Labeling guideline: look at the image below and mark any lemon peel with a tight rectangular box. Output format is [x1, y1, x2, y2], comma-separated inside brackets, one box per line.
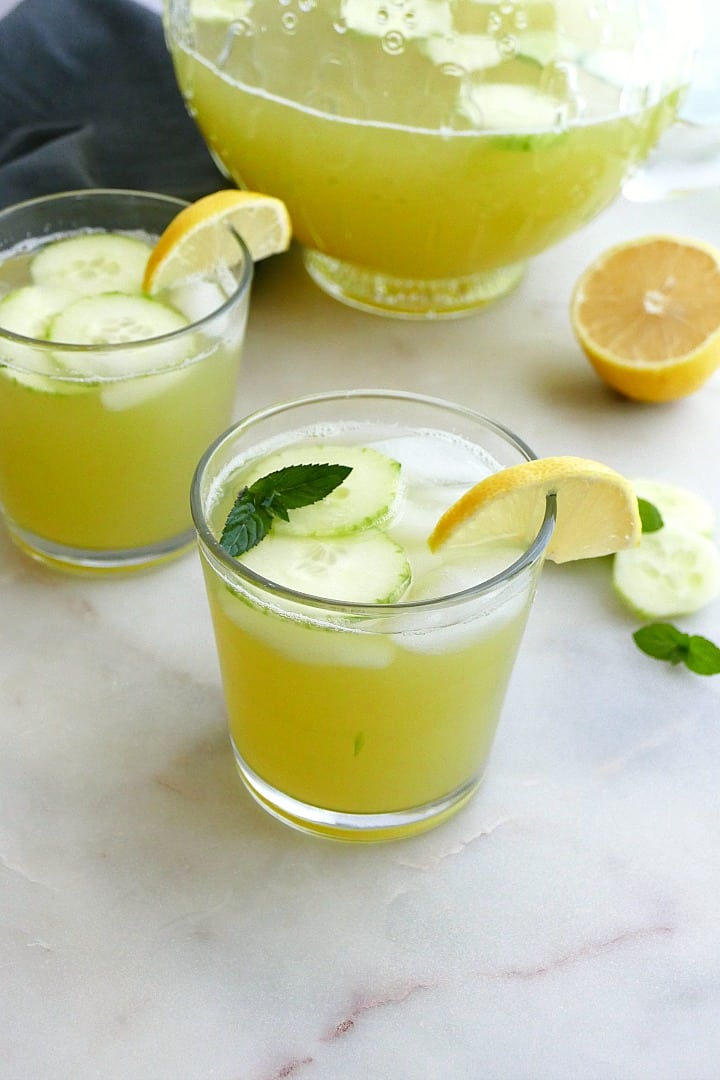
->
[144, 189, 291, 293]
[428, 455, 641, 564]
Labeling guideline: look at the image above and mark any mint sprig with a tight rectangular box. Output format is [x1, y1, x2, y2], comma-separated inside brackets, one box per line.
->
[633, 622, 720, 675]
[638, 497, 663, 533]
[219, 462, 352, 557]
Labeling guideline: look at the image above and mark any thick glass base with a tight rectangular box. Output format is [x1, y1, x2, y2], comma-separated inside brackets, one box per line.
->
[5, 519, 194, 576]
[233, 743, 482, 843]
[303, 248, 526, 320]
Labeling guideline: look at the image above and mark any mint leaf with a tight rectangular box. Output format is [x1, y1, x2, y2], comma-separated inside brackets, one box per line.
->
[633, 623, 689, 664]
[219, 495, 272, 556]
[633, 622, 720, 675]
[219, 462, 352, 557]
[249, 463, 351, 512]
[685, 635, 720, 676]
[638, 497, 664, 533]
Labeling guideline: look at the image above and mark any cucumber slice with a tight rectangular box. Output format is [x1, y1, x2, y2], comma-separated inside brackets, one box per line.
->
[239, 529, 412, 603]
[613, 526, 720, 618]
[215, 586, 396, 669]
[0, 342, 62, 392]
[633, 478, 715, 538]
[457, 82, 568, 150]
[30, 233, 151, 297]
[459, 82, 562, 130]
[0, 285, 82, 392]
[421, 34, 506, 72]
[48, 293, 191, 376]
[0, 284, 76, 338]
[242, 444, 402, 537]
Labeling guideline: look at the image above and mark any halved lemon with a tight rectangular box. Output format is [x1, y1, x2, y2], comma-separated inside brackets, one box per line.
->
[144, 189, 292, 293]
[570, 235, 720, 402]
[428, 456, 641, 563]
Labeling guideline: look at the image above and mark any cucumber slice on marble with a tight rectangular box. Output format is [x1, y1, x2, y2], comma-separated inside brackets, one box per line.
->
[239, 529, 412, 604]
[243, 444, 402, 537]
[31, 233, 151, 297]
[632, 478, 715, 538]
[48, 293, 191, 376]
[613, 526, 720, 618]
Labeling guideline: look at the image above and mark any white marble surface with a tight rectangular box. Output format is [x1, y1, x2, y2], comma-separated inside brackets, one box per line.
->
[2, 185, 720, 1080]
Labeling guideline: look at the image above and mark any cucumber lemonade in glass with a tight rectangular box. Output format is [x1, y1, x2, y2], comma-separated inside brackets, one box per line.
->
[191, 390, 555, 841]
[0, 189, 253, 573]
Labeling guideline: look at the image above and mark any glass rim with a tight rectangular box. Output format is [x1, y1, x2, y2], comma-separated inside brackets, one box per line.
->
[190, 388, 557, 614]
[0, 187, 254, 359]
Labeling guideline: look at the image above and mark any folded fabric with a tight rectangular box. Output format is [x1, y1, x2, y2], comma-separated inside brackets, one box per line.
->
[0, 0, 225, 209]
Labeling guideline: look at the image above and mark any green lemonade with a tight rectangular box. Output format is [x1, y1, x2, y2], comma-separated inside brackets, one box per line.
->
[169, 1, 681, 281]
[0, 231, 248, 563]
[199, 421, 545, 839]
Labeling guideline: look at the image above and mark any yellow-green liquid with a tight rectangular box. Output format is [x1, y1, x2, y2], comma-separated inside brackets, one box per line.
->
[0, 237, 244, 559]
[0, 354, 238, 552]
[205, 569, 530, 819]
[200, 423, 542, 838]
[169, 6, 681, 280]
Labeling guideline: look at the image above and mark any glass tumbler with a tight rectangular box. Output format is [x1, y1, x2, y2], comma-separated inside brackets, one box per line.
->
[191, 389, 555, 841]
[0, 189, 253, 574]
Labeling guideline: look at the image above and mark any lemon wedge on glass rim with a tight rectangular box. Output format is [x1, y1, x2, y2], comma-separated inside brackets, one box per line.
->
[428, 456, 641, 563]
[143, 189, 292, 293]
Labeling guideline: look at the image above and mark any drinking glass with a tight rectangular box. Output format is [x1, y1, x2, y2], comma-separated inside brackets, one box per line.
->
[191, 389, 555, 841]
[0, 189, 253, 574]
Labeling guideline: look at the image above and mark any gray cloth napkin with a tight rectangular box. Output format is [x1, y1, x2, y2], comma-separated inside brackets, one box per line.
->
[0, 0, 225, 208]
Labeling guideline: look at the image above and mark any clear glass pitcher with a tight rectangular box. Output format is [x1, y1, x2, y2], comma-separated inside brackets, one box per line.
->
[164, 0, 707, 319]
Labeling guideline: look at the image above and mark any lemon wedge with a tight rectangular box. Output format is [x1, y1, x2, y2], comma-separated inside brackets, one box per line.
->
[428, 456, 641, 563]
[570, 234, 720, 402]
[143, 189, 292, 293]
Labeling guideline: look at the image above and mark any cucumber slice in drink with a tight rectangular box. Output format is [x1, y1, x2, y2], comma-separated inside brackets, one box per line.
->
[458, 82, 568, 150]
[613, 526, 720, 618]
[0, 285, 83, 392]
[460, 82, 562, 128]
[243, 444, 402, 537]
[216, 586, 396, 669]
[633, 478, 715, 538]
[30, 233, 151, 297]
[48, 293, 191, 376]
[0, 283, 76, 338]
[239, 529, 412, 604]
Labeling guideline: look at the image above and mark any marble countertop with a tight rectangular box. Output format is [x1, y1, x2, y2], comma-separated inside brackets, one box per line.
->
[3, 186, 720, 1080]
